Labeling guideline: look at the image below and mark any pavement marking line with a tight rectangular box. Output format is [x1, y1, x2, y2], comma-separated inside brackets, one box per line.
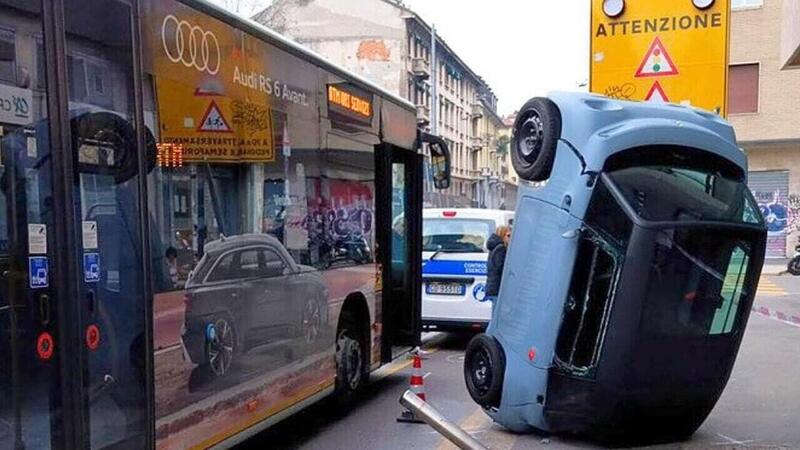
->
[714, 433, 756, 446]
[751, 305, 800, 328]
[435, 407, 489, 450]
[372, 347, 440, 382]
[756, 279, 788, 296]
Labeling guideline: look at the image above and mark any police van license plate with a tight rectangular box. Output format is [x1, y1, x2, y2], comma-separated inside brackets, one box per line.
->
[426, 282, 465, 295]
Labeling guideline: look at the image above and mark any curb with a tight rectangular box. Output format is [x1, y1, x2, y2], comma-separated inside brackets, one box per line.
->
[752, 305, 800, 328]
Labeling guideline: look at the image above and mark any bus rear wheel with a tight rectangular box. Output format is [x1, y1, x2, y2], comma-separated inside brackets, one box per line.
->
[334, 312, 368, 406]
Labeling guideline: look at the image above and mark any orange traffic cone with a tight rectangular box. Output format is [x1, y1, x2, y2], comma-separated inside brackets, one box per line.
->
[397, 353, 426, 423]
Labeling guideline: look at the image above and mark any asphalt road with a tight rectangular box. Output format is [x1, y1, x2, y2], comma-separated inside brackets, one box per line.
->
[239, 274, 800, 450]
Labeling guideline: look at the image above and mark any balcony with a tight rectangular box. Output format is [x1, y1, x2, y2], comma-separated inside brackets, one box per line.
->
[416, 104, 430, 124]
[469, 136, 483, 149]
[470, 103, 483, 119]
[412, 58, 431, 79]
[783, 0, 800, 68]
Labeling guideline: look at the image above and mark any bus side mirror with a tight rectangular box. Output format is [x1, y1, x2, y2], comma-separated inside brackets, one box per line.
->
[419, 131, 451, 190]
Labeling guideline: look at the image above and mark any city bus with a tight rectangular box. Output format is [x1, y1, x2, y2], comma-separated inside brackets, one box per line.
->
[0, 0, 450, 449]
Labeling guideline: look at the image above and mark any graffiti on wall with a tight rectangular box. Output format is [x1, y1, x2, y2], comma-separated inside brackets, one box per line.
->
[751, 190, 800, 253]
[753, 190, 789, 236]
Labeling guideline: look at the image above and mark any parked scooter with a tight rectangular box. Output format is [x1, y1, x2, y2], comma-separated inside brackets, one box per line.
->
[315, 231, 371, 269]
[787, 242, 800, 275]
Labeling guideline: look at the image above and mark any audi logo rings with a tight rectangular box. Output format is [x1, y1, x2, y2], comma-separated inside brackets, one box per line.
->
[161, 14, 221, 75]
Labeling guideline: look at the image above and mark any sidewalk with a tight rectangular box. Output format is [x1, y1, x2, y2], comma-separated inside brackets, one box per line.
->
[763, 259, 790, 276]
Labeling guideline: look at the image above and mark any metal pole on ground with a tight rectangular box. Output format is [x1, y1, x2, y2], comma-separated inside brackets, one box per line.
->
[399, 390, 488, 450]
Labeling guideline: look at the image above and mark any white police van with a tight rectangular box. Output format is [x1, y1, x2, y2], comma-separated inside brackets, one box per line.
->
[422, 208, 514, 331]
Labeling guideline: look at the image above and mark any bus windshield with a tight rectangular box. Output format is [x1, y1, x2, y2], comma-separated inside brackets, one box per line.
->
[422, 219, 494, 253]
[606, 165, 763, 225]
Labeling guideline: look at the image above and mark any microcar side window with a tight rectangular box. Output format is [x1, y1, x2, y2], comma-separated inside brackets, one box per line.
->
[585, 179, 633, 247]
[554, 232, 620, 377]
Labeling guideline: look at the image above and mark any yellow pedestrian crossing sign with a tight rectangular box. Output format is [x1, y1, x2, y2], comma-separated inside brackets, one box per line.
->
[590, 0, 730, 116]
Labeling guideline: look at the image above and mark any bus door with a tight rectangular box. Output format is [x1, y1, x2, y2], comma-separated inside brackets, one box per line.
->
[0, 2, 73, 449]
[65, 1, 151, 448]
[1, 0, 151, 449]
[377, 145, 423, 361]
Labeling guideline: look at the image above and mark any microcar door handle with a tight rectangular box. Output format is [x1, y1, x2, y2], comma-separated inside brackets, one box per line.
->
[561, 229, 580, 239]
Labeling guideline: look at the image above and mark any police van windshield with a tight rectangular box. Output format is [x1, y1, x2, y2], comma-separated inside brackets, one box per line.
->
[606, 165, 763, 225]
[422, 219, 494, 253]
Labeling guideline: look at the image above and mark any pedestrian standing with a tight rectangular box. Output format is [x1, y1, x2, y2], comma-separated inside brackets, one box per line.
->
[485, 225, 511, 304]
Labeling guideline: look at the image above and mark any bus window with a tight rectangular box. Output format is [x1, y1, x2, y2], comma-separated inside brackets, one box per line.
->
[0, 2, 59, 449]
[420, 131, 451, 189]
[64, 0, 150, 448]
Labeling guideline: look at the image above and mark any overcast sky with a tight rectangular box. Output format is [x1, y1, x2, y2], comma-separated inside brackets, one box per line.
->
[401, 1, 590, 115]
[209, 0, 590, 115]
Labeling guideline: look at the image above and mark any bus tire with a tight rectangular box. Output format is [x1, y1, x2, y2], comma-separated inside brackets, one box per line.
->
[464, 333, 505, 409]
[511, 97, 562, 182]
[334, 311, 368, 407]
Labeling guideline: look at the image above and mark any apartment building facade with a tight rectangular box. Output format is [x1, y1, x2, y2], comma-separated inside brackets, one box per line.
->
[729, 0, 800, 257]
[253, 0, 515, 208]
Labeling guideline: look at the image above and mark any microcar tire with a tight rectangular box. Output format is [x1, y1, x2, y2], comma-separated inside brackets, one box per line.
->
[511, 97, 562, 182]
[464, 333, 505, 409]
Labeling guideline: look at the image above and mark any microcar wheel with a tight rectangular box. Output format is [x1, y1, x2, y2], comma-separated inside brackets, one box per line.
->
[511, 97, 562, 182]
[464, 333, 505, 408]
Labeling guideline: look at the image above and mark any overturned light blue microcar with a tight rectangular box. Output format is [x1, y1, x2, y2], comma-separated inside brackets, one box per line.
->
[463, 92, 767, 445]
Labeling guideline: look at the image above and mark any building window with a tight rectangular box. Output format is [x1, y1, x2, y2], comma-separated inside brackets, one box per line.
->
[0, 28, 15, 84]
[732, 0, 763, 9]
[728, 63, 759, 114]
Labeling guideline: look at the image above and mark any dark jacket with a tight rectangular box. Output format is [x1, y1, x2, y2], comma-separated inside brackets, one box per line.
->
[485, 234, 506, 297]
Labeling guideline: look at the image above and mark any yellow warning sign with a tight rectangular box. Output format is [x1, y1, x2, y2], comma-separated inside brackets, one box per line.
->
[590, 0, 730, 116]
[155, 77, 275, 163]
[645, 81, 669, 103]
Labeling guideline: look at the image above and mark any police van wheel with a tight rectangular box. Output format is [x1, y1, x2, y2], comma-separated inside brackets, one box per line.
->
[464, 333, 505, 408]
[511, 97, 562, 182]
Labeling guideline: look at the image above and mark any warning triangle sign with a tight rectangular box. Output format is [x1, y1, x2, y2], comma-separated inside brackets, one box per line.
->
[635, 37, 678, 78]
[645, 81, 670, 103]
[197, 100, 233, 133]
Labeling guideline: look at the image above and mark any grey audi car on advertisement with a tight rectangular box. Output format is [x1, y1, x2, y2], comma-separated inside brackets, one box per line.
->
[181, 234, 329, 377]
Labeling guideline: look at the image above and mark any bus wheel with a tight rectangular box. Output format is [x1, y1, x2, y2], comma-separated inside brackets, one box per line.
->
[464, 333, 505, 408]
[511, 97, 562, 182]
[204, 314, 237, 378]
[334, 312, 366, 406]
